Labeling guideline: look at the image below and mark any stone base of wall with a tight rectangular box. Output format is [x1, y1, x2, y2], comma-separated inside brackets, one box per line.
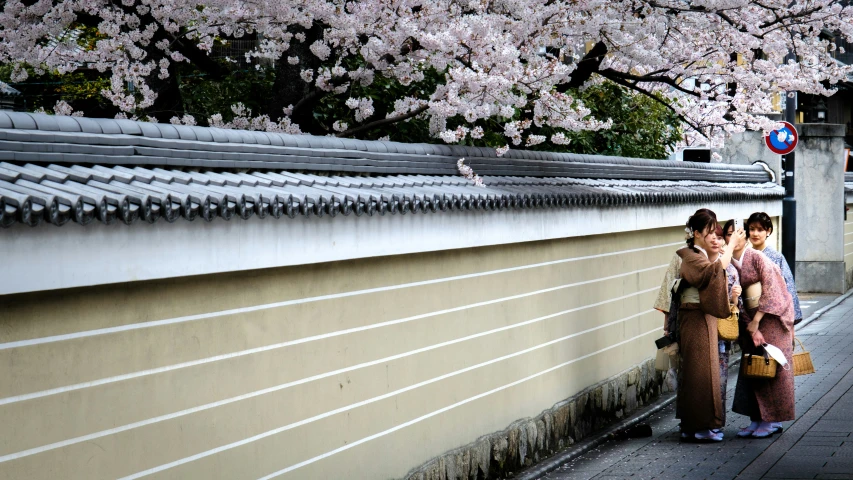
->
[797, 261, 846, 293]
[404, 358, 667, 480]
[846, 268, 853, 293]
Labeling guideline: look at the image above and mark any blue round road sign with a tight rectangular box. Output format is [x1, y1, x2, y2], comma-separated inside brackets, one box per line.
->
[765, 121, 798, 155]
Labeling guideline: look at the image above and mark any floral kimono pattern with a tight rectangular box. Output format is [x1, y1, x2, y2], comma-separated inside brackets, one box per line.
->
[717, 263, 741, 424]
[732, 248, 796, 422]
[759, 245, 802, 322]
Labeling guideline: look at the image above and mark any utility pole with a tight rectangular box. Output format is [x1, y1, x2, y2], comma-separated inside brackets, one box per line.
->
[782, 85, 797, 278]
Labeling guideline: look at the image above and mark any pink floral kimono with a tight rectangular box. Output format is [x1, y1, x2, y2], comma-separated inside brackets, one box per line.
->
[732, 248, 795, 422]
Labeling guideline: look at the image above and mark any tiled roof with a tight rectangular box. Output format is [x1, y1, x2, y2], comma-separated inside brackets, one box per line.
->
[0, 111, 783, 228]
[0, 82, 20, 97]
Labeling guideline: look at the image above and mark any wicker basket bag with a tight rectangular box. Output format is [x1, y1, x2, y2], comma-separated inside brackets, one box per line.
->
[718, 305, 740, 341]
[793, 337, 816, 376]
[743, 349, 777, 379]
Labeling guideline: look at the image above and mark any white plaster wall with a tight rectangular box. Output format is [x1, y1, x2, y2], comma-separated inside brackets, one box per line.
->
[0, 200, 781, 296]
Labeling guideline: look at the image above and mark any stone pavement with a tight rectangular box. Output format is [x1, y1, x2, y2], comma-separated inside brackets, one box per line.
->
[537, 293, 853, 480]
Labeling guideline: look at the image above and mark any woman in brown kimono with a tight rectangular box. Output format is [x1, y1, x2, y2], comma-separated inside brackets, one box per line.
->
[730, 231, 796, 438]
[677, 209, 745, 442]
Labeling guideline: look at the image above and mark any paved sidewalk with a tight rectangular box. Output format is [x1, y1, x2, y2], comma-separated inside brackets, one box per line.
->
[538, 293, 853, 480]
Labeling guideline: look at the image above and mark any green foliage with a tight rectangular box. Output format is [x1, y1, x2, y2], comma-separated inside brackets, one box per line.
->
[556, 81, 683, 159]
[312, 63, 443, 142]
[434, 80, 682, 159]
[0, 65, 114, 116]
[179, 64, 277, 122]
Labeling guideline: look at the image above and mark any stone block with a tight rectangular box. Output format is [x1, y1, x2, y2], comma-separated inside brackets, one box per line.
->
[542, 413, 555, 450]
[593, 385, 604, 410]
[524, 420, 538, 460]
[444, 451, 470, 480]
[797, 261, 846, 293]
[491, 436, 508, 468]
[627, 367, 639, 385]
[535, 419, 546, 451]
[472, 439, 490, 479]
[608, 379, 618, 410]
[640, 362, 650, 391]
[626, 384, 639, 413]
[460, 449, 470, 479]
[518, 427, 528, 465]
[423, 460, 442, 480]
[553, 403, 570, 439]
[443, 453, 459, 480]
[507, 428, 520, 464]
[797, 123, 845, 137]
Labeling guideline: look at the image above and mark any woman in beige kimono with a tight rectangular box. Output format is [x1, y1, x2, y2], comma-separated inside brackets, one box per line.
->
[677, 209, 744, 442]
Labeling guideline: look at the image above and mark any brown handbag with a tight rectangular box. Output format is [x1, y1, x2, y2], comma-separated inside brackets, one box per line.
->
[793, 337, 816, 376]
[718, 304, 740, 341]
[743, 349, 778, 379]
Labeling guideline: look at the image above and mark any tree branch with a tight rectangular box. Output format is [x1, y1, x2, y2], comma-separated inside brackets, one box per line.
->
[336, 105, 429, 138]
[554, 41, 609, 92]
[598, 68, 699, 97]
[604, 74, 703, 134]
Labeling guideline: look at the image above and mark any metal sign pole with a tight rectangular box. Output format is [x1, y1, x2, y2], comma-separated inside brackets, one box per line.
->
[782, 91, 797, 278]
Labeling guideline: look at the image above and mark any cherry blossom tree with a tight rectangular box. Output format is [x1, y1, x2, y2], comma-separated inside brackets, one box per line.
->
[1, 0, 851, 151]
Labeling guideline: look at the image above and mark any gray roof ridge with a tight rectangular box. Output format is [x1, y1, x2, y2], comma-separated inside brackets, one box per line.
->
[0, 110, 768, 179]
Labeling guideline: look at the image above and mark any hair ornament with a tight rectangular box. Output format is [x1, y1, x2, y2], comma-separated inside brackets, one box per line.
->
[684, 227, 694, 239]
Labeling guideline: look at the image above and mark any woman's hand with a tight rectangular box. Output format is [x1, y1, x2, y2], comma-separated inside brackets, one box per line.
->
[732, 228, 747, 246]
[731, 285, 742, 303]
[720, 228, 747, 268]
[746, 319, 760, 334]
[751, 329, 766, 347]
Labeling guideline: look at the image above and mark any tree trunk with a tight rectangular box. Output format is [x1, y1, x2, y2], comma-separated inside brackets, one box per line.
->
[146, 71, 184, 121]
[267, 24, 325, 134]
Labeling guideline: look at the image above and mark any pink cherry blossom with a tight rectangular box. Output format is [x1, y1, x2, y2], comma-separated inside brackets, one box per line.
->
[0, 0, 850, 151]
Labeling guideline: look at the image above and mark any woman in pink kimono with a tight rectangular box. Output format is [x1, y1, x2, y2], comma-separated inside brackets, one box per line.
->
[729, 228, 796, 438]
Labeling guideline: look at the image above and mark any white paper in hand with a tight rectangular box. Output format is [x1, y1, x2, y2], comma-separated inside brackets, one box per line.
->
[763, 343, 788, 367]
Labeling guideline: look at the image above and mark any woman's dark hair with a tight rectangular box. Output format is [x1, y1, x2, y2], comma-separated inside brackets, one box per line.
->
[685, 208, 718, 250]
[722, 219, 735, 239]
[747, 212, 773, 236]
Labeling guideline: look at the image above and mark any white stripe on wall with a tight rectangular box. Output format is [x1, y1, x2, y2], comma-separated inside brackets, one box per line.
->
[0, 241, 681, 351]
[0, 301, 658, 464]
[0, 265, 665, 407]
[124, 327, 661, 480]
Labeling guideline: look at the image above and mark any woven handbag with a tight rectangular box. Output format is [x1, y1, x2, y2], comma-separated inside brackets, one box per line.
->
[718, 305, 740, 341]
[743, 349, 777, 379]
[793, 337, 816, 376]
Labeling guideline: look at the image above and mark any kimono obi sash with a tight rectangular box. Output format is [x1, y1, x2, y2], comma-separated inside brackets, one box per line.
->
[744, 283, 762, 310]
[680, 287, 700, 304]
